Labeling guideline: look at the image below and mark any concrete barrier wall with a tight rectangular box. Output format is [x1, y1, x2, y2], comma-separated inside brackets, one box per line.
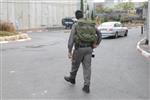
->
[0, 0, 79, 30]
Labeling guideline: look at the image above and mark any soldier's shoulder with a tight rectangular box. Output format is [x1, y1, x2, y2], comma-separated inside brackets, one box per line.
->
[72, 22, 78, 28]
[78, 19, 95, 25]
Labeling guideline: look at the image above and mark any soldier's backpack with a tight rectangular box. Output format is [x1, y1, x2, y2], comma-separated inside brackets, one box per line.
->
[74, 20, 97, 44]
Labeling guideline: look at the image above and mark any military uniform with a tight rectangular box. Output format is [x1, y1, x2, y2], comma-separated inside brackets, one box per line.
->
[67, 19, 102, 87]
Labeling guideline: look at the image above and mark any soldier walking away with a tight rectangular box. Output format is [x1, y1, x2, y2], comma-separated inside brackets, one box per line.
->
[64, 10, 102, 93]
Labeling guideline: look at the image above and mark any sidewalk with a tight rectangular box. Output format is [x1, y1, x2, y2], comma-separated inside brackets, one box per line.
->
[0, 27, 66, 44]
[0, 32, 31, 43]
[18, 27, 64, 33]
[137, 38, 150, 59]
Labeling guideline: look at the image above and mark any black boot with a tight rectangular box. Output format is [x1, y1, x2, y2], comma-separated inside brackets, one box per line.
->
[82, 85, 90, 93]
[64, 76, 75, 84]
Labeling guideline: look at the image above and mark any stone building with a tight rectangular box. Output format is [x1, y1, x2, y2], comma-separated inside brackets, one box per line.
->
[0, 0, 79, 30]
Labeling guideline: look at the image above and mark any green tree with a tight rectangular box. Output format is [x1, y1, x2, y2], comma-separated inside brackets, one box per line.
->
[91, 10, 94, 20]
[141, 2, 148, 8]
[86, 4, 90, 18]
[95, 4, 104, 13]
[80, 0, 84, 12]
[103, 7, 113, 13]
[114, 2, 135, 10]
[96, 4, 113, 13]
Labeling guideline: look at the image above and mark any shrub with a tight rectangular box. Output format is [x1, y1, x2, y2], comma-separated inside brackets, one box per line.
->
[0, 21, 16, 33]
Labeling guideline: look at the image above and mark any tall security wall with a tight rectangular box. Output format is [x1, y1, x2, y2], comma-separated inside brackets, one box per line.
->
[0, 0, 79, 30]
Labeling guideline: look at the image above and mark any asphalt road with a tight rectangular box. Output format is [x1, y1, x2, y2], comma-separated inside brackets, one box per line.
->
[0, 27, 149, 100]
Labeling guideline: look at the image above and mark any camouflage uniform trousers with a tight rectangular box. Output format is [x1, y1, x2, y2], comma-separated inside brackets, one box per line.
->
[70, 47, 93, 86]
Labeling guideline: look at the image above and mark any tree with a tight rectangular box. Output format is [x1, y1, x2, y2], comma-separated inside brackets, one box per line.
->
[95, 4, 113, 13]
[95, 4, 104, 13]
[86, 4, 90, 19]
[114, 2, 135, 10]
[103, 7, 113, 13]
[80, 0, 84, 12]
[91, 10, 94, 20]
[141, 2, 148, 8]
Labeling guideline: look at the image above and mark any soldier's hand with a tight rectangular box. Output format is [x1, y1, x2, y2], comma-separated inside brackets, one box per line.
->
[92, 44, 98, 48]
[68, 52, 72, 59]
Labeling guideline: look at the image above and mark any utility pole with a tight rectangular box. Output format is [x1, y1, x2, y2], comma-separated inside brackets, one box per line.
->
[145, 2, 149, 45]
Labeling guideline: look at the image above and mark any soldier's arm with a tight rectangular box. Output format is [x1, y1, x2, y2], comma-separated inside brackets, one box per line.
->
[95, 28, 102, 45]
[68, 23, 76, 53]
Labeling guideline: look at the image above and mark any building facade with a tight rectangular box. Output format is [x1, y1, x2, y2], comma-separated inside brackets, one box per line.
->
[0, 0, 79, 30]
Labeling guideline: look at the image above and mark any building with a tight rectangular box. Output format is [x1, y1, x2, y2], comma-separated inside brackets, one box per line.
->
[0, 0, 79, 30]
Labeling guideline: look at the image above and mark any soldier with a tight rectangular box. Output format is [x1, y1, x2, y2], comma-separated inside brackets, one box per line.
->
[64, 10, 102, 93]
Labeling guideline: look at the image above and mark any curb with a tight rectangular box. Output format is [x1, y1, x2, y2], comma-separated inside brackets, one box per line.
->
[24, 27, 64, 33]
[0, 38, 31, 44]
[26, 29, 49, 33]
[0, 33, 31, 44]
[26, 29, 70, 34]
[137, 38, 150, 59]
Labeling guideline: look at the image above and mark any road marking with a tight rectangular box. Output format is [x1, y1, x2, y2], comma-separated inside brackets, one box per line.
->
[41, 90, 48, 95]
[32, 93, 36, 96]
[9, 71, 16, 74]
[44, 90, 48, 93]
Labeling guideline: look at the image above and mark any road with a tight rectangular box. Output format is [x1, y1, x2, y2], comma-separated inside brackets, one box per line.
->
[0, 27, 149, 100]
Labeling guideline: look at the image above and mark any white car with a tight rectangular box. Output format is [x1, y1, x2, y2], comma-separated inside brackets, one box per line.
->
[97, 22, 128, 38]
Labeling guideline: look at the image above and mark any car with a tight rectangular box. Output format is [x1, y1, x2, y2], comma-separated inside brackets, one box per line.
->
[62, 17, 76, 29]
[97, 22, 128, 38]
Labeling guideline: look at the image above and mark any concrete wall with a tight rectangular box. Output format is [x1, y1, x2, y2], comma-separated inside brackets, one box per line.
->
[0, 0, 79, 30]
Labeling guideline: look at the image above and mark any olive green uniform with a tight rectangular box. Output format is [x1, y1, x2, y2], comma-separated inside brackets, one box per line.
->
[68, 19, 101, 86]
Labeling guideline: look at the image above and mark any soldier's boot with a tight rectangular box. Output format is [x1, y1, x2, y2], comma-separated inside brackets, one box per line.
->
[82, 85, 90, 93]
[64, 76, 75, 84]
